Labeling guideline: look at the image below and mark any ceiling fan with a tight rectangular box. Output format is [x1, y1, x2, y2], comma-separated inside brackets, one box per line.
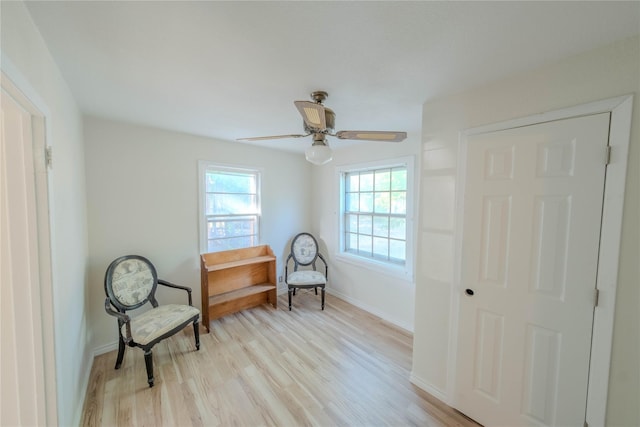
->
[237, 91, 407, 165]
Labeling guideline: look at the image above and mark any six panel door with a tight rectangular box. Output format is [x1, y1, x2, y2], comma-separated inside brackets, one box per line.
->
[455, 113, 610, 426]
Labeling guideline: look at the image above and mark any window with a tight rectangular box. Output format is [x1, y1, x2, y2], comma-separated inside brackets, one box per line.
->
[199, 162, 261, 253]
[338, 157, 414, 278]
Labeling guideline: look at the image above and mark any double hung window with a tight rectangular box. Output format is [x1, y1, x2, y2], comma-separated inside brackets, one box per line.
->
[199, 162, 261, 253]
[338, 157, 414, 277]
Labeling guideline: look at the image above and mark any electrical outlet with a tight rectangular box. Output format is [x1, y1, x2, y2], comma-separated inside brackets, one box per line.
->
[278, 276, 283, 283]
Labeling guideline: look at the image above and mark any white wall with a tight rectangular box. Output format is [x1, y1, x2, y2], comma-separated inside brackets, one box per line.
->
[84, 117, 312, 351]
[1, 2, 90, 426]
[311, 137, 421, 331]
[412, 35, 640, 426]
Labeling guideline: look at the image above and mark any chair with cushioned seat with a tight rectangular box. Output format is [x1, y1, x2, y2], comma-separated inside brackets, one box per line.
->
[104, 255, 200, 387]
[285, 233, 328, 310]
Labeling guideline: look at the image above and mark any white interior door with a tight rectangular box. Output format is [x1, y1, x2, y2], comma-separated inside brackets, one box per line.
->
[0, 88, 48, 425]
[454, 113, 610, 426]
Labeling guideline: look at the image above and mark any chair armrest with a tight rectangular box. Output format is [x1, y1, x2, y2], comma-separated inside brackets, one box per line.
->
[104, 298, 130, 322]
[104, 298, 132, 342]
[158, 279, 193, 306]
[318, 253, 328, 278]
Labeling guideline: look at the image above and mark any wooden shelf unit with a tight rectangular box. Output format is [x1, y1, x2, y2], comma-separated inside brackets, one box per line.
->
[200, 245, 277, 332]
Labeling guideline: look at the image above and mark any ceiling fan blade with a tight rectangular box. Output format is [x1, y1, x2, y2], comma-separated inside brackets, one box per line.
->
[294, 101, 326, 130]
[336, 130, 407, 142]
[237, 133, 309, 142]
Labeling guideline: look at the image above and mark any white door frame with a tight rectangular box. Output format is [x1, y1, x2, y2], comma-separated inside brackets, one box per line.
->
[450, 95, 633, 426]
[1, 70, 58, 425]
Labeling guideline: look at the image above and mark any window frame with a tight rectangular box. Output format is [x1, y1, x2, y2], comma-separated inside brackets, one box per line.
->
[336, 156, 415, 280]
[198, 161, 262, 253]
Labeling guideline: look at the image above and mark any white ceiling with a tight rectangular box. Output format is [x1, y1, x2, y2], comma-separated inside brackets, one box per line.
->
[25, 1, 640, 153]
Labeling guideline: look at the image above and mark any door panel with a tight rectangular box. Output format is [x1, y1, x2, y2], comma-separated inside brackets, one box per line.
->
[455, 113, 610, 427]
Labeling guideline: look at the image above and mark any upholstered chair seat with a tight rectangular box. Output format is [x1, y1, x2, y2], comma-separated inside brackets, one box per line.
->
[286, 270, 327, 286]
[123, 304, 200, 346]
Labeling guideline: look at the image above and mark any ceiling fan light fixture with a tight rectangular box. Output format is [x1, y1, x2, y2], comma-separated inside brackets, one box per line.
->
[305, 141, 333, 165]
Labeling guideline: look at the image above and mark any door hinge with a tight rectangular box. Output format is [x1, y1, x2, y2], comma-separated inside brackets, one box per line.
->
[605, 145, 612, 165]
[45, 146, 53, 169]
[594, 289, 600, 308]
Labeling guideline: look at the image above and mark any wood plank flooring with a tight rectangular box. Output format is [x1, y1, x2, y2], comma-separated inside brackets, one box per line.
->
[82, 292, 480, 426]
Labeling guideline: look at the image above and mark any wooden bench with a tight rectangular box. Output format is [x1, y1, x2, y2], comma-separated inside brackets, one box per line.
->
[200, 245, 277, 332]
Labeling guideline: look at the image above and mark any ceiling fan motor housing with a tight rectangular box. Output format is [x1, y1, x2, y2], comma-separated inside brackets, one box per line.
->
[304, 107, 335, 133]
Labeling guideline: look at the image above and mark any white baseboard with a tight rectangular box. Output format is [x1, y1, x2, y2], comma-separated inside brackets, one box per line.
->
[326, 288, 414, 333]
[93, 340, 119, 357]
[409, 371, 450, 404]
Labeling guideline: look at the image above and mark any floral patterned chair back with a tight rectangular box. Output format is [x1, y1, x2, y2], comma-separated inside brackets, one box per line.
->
[106, 256, 158, 310]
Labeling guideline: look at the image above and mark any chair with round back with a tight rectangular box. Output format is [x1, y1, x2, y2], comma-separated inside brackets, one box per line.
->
[104, 255, 200, 387]
[285, 233, 328, 310]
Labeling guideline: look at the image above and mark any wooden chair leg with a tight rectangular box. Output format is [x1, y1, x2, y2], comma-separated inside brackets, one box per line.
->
[314, 287, 318, 295]
[288, 288, 293, 311]
[115, 335, 126, 369]
[144, 349, 154, 387]
[321, 288, 325, 310]
[193, 321, 200, 350]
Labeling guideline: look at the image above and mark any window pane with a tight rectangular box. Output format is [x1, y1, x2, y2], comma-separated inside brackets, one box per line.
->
[374, 192, 390, 213]
[359, 193, 373, 212]
[373, 237, 389, 259]
[358, 215, 372, 235]
[358, 234, 372, 256]
[389, 217, 406, 239]
[206, 172, 256, 193]
[207, 217, 257, 239]
[205, 194, 215, 216]
[389, 239, 406, 262]
[208, 235, 255, 253]
[375, 169, 391, 191]
[391, 191, 406, 214]
[373, 216, 389, 237]
[346, 193, 359, 212]
[346, 173, 359, 192]
[346, 232, 358, 252]
[346, 214, 358, 233]
[360, 172, 374, 191]
[209, 194, 257, 215]
[391, 168, 407, 191]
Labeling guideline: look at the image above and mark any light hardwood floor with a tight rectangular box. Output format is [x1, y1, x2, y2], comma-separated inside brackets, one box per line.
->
[82, 292, 480, 427]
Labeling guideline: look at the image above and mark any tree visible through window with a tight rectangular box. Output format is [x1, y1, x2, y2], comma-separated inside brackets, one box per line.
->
[201, 165, 260, 252]
[343, 165, 408, 265]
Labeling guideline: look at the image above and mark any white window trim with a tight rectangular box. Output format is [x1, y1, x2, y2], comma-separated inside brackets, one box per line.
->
[335, 156, 415, 281]
[197, 160, 262, 253]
